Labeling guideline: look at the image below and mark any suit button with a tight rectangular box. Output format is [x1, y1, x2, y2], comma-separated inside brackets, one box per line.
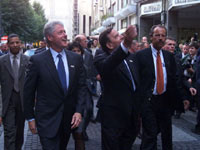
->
[148, 98, 151, 101]
[152, 89, 154, 91]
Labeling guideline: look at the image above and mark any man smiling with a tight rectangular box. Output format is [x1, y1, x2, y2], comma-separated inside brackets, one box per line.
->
[24, 21, 86, 150]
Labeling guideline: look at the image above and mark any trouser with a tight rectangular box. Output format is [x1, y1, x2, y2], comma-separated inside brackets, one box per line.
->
[101, 125, 137, 150]
[141, 94, 172, 150]
[39, 119, 71, 150]
[3, 91, 25, 150]
[76, 90, 93, 133]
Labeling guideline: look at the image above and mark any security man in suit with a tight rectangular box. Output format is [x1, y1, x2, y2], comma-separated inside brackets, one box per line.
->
[0, 34, 29, 150]
[135, 25, 190, 150]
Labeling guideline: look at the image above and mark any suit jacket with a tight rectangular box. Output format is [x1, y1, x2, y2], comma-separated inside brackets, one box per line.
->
[196, 56, 200, 96]
[23, 49, 86, 138]
[0, 54, 29, 117]
[34, 47, 47, 55]
[83, 50, 96, 94]
[135, 47, 177, 108]
[94, 46, 140, 128]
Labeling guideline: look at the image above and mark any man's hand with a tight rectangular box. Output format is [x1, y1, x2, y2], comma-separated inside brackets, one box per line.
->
[123, 25, 137, 48]
[71, 113, 82, 129]
[0, 117, 2, 126]
[183, 100, 190, 110]
[28, 120, 37, 134]
[189, 87, 197, 96]
[188, 78, 192, 84]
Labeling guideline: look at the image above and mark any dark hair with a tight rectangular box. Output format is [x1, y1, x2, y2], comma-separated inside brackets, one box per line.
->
[166, 37, 176, 42]
[149, 24, 167, 37]
[7, 34, 20, 43]
[87, 40, 93, 49]
[99, 27, 113, 52]
[189, 42, 199, 49]
[67, 41, 84, 55]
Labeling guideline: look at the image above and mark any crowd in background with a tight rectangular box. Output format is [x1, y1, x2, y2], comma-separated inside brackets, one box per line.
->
[0, 22, 200, 150]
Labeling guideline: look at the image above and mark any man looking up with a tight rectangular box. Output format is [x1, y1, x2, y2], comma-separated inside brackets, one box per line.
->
[94, 26, 140, 150]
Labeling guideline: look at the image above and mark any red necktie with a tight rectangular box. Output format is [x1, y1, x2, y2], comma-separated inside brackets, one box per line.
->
[156, 51, 164, 95]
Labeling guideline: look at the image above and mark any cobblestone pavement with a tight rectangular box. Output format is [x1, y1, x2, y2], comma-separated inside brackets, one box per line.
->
[1, 110, 200, 149]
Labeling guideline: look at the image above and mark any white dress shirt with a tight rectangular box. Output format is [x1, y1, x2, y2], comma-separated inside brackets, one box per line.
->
[9, 50, 23, 67]
[50, 48, 69, 89]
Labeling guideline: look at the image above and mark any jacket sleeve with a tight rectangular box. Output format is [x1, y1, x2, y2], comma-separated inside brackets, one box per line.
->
[23, 56, 38, 120]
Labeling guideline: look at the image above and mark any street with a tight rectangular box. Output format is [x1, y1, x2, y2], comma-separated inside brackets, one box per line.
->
[0, 110, 200, 150]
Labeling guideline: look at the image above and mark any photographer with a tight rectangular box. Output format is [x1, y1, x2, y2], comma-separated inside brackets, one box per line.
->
[182, 42, 199, 112]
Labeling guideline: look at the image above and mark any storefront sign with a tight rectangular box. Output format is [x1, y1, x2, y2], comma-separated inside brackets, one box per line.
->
[169, 0, 200, 9]
[141, 2, 162, 16]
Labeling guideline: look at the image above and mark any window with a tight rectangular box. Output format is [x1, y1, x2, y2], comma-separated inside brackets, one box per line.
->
[83, 15, 86, 34]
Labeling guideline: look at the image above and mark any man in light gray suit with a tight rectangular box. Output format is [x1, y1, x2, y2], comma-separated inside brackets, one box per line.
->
[0, 34, 29, 150]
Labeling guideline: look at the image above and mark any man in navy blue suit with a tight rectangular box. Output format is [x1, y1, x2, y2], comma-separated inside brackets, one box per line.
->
[24, 21, 86, 150]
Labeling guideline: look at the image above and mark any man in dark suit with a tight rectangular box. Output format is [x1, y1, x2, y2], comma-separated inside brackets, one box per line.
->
[35, 39, 48, 54]
[74, 34, 92, 54]
[94, 26, 140, 150]
[0, 34, 29, 150]
[135, 25, 189, 150]
[23, 21, 86, 150]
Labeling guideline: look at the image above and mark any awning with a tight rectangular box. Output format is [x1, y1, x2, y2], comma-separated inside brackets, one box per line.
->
[102, 17, 115, 26]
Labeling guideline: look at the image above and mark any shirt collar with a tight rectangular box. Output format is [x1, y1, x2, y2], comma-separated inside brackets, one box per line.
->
[151, 44, 163, 56]
[50, 47, 66, 59]
[9, 49, 22, 59]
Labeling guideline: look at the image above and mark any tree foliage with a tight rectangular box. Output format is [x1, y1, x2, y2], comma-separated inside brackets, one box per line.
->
[0, 0, 48, 42]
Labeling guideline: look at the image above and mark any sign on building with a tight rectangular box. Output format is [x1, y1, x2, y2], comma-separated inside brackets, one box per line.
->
[140, 2, 162, 16]
[1, 35, 8, 44]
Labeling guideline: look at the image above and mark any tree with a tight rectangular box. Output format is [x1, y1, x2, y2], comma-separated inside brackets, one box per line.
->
[32, 1, 48, 41]
[0, 0, 47, 42]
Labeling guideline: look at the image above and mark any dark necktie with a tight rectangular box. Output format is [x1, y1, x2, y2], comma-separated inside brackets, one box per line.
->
[57, 54, 67, 92]
[12, 55, 19, 92]
[156, 51, 164, 95]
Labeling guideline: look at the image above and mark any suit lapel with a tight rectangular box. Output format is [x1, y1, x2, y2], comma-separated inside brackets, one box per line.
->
[162, 50, 170, 75]
[4, 54, 14, 79]
[126, 57, 138, 86]
[44, 50, 64, 92]
[18, 55, 27, 79]
[118, 60, 134, 90]
[148, 48, 155, 77]
[66, 51, 75, 93]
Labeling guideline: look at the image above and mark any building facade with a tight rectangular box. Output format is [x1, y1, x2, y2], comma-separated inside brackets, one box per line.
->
[31, 0, 74, 41]
[91, 0, 200, 43]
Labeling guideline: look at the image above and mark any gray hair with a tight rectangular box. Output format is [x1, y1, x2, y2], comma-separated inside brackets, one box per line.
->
[43, 21, 64, 44]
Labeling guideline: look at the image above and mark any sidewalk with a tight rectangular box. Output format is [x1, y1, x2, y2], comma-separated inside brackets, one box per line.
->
[1, 111, 200, 149]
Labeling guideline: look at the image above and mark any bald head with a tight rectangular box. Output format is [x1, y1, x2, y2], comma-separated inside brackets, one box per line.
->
[74, 34, 87, 48]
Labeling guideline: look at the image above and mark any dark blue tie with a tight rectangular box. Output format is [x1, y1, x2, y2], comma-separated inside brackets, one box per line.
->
[57, 54, 67, 92]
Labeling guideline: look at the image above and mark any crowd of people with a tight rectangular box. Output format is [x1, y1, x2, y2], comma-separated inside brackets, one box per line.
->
[0, 20, 200, 150]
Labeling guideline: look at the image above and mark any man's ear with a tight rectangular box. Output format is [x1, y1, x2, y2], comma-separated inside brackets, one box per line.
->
[47, 35, 53, 42]
[106, 42, 113, 49]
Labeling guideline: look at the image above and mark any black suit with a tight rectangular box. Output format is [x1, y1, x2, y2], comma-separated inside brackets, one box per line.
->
[196, 56, 200, 128]
[0, 53, 29, 150]
[24, 49, 86, 149]
[135, 47, 177, 150]
[94, 46, 140, 150]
